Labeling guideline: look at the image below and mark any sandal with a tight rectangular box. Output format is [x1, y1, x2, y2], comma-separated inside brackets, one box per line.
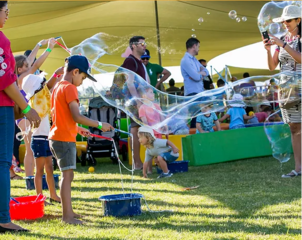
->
[282, 170, 301, 178]
[10, 175, 23, 180]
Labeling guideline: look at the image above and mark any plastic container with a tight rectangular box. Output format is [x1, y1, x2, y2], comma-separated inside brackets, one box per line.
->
[24, 174, 60, 190]
[157, 160, 189, 174]
[9, 194, 46, 220]
[99, 193, 143, 217]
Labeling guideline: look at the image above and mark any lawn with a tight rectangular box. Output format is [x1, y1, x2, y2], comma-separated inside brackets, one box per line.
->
[5, 156, 302, 240]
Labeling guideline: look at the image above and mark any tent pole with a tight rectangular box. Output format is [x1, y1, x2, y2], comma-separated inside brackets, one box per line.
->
[154, 1, 162, 66]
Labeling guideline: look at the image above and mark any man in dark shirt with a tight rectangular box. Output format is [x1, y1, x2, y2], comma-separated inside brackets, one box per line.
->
[166, 78, 181, 95]
[121, 36, 149, 170]
[199, 59, 214, 90]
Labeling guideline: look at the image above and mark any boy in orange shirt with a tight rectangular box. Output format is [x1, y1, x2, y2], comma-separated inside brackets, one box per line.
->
[49, 55, 114, 225]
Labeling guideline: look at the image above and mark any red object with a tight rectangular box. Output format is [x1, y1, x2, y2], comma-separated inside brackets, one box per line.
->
[90, 133, 113, 141]
[119, 139, 128, 152]
[54, 40, 71, 54]
[9, 195, 46, 220]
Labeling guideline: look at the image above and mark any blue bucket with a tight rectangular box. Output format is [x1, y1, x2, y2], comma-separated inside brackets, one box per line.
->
[99, 193, 143, 217]
[24, 174, 60, 190]
[157, 160, 189, 174]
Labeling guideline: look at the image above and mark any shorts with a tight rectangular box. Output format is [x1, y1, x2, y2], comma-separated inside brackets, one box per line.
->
[160, 151, 179, 163]
[31, 136, 52, 158]
[49, 140, 76, 171]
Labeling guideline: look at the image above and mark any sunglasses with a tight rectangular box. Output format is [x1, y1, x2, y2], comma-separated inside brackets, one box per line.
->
[1, 9, 9, 16]
[282, 18, 297, 23]
[135, 42, 147, 47]
[141, 58, 149, 60]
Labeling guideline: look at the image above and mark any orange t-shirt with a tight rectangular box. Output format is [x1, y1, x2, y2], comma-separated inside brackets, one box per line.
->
[49, 80, 79, 142]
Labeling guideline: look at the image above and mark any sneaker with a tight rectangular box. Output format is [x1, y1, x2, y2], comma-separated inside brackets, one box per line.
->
[157, 171, 173, 179]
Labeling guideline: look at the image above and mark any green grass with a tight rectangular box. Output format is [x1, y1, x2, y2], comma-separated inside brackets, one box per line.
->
[5, 156, 301, 240]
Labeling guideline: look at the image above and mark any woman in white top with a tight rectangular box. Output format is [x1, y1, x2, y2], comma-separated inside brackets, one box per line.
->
[263, 5, 301, 178]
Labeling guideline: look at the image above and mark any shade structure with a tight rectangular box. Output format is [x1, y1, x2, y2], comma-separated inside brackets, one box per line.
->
[4, 1, 274, 77]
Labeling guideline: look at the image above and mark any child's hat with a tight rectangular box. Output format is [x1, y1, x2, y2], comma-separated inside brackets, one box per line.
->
[65, 55, 97, 82]
[229, 93, 246, 107]
[138, 126, 155, 139]
[22, 74, 45, 100]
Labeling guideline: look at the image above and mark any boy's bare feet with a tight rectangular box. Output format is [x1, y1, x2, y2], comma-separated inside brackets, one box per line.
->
[62, 217, 83, 225]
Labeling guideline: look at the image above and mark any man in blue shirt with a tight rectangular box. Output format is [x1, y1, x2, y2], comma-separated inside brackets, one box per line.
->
[180, 37, 208, 127]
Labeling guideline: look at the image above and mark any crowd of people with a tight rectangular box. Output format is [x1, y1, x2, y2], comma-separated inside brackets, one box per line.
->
[0, 0, 301, 233]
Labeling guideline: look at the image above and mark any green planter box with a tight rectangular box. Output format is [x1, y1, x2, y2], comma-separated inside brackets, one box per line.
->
[182, 125, 293, 166]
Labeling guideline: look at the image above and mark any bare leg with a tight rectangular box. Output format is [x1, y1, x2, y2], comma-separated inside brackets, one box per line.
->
[60, 169, 82, 224]
[18, 119, 35, 177]
[147, 160, 153, 174]
[34, 157, 45, 196]
[155, 156, 169, 174]
[289, 123, 301, 172]
[130, 126, 143, 169]
[44, 156, 60, 201]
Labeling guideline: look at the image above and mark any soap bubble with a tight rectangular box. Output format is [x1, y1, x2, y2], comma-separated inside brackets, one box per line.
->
[207, 12, 210, 15]
[191, 34, 197, 38]
[192, 29, 195, 31]
[268, 23, 281, 35]
[198, 17, 204, 23]
[68, 33, 301, 136]
[236, 17, 241, 22]
[228, 10, 237, 19]
[257, 2, 300, 37]
[264, 111, 292, 163]
[242, 16, 247, 22]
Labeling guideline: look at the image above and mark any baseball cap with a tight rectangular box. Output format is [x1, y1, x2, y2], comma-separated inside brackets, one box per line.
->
[141, 49, 150, 59]
[138, 126, 155, 139]
[65, 55, 97, 82]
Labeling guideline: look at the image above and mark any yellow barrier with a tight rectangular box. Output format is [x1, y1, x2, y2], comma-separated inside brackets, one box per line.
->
[128, 135, 186, 166]
[18, 142, 87, 164]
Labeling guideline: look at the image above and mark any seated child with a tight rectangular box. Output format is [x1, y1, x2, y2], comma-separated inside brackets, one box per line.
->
[138, 126, 179, 179]
[219, 94, 254, 129]
[196, 105, 221, 133]
[248, 105, 272, 124]
[110, 72, 128, 101]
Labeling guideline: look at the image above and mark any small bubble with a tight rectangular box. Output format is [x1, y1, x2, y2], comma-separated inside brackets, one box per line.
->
[228, 10, 237, 19]
[191, 34, 197, 38]
[242, 16, 247, 22]
[207, 12, 210, 15]
[236, 17, 241, 22]
[198, 17, 204, 23]
[192, 28, 195, 31]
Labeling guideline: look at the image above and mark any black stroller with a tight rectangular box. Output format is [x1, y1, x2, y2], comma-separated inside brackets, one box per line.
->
[81, 96, 127, 166]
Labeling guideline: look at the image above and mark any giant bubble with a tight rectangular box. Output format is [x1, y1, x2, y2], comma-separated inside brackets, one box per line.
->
[67, 33, 302, 135]
[257, 1, 302, 38]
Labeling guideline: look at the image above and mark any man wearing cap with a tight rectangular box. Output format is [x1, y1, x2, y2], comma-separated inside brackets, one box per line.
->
[141, 49, 171, 90]
[49, 55, 114, 224]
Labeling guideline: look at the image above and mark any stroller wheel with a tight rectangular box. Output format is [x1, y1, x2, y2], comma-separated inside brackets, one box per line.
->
[81, 152, 87, 166]
[110, 156, 118, 165]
